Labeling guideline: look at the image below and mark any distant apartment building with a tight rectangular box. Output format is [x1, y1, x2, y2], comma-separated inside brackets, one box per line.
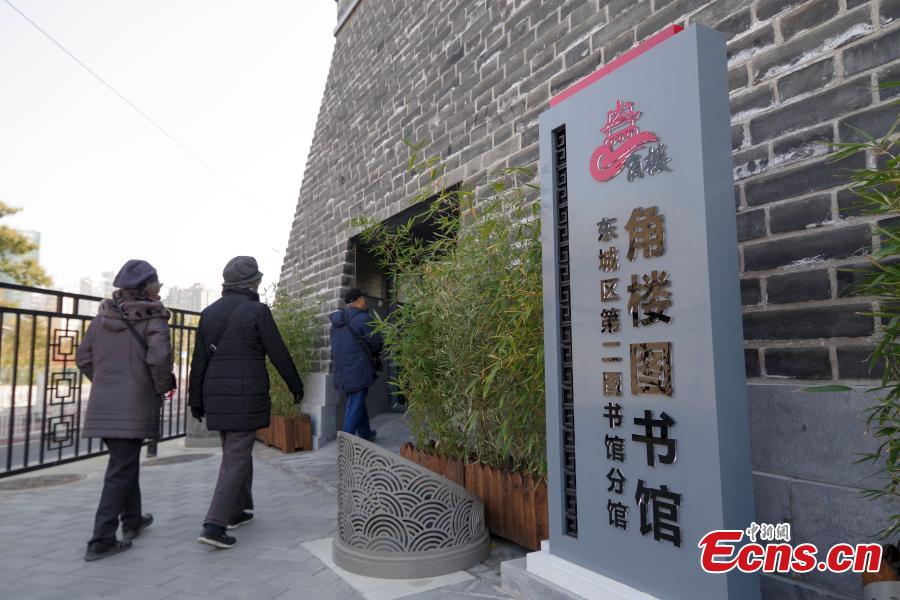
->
[75, 275, 213, 313]
[163, 283, 216, 313]
[78, 277, 93, 296]
[77, 271, 114, 299]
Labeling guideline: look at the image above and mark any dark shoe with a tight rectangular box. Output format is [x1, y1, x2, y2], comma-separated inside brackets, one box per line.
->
[122, 514, 153, 540]
[85, 539, 132, 562]
[362, 430, 377, 442]
[226, 511, 255, 530]
[197, 525, 236, 549]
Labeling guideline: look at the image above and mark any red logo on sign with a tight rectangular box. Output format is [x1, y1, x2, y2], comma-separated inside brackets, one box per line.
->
[590, 100, 658, 182]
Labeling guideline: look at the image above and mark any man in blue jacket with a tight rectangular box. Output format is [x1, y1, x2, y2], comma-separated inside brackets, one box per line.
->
[329, 288, 383, 440]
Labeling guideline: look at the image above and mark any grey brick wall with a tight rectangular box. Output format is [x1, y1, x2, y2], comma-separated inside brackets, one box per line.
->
[283, 2, 900, 597]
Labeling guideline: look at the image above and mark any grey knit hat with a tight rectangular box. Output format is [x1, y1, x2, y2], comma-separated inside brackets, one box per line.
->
[222, 256, 263, 286]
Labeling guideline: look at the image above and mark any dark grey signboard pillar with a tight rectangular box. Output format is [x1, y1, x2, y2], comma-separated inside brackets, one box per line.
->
[534, 25, 759, 599]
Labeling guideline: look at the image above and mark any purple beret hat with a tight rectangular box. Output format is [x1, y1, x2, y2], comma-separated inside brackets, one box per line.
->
[113, 259, 158, 289]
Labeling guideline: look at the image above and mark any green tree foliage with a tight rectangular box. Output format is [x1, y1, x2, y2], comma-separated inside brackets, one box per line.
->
[835, 83, 900, 538]
[354, 144, 546, 479]
[0, 201, 51, 287]
[265, 284, 320, 417]
[0, 314, 51, 388]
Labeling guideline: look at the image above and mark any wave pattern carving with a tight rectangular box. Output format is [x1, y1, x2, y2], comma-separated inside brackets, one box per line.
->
[336, 433, 486, 554]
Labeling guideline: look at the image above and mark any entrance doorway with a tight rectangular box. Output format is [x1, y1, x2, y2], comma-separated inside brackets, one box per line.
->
[336, 193, 458, 430]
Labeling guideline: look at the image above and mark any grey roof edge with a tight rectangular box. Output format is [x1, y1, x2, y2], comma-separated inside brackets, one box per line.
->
[334, 0, 362, 36]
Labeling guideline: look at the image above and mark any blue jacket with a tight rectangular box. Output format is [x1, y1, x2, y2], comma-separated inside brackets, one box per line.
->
[329, 307, 384, 393]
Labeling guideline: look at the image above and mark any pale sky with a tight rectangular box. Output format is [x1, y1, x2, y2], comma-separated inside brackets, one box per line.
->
[0, 0, 335, 293]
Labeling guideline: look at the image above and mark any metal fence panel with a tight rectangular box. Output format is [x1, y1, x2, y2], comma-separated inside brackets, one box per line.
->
[0, 283, 199, 477]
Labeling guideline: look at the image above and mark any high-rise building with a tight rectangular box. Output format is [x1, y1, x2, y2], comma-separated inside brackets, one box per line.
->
[77, 271, 115, 300]
[98, 271, 114, 299]
[163, 283, 216, 313]
[79, 277, 93, 296]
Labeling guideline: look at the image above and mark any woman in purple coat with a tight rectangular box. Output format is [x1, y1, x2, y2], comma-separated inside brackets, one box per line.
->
[76, 259, 175, 561]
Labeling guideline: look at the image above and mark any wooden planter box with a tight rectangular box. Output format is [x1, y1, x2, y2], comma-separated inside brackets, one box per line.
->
[400, 443, 548, 550]
[256, 414, 312, 453]
[400, 443, 466, 487]
[466, 461, 548, 551]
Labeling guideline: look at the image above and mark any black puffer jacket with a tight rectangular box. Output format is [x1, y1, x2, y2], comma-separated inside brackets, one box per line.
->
[188, 288, 303, 431]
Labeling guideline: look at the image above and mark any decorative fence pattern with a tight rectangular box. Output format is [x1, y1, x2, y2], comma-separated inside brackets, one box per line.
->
[552, 125, 578, 539]
[0, 283, 199, 477]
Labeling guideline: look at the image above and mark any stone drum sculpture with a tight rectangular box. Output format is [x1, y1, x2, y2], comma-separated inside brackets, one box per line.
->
[333, 432, 490, 578]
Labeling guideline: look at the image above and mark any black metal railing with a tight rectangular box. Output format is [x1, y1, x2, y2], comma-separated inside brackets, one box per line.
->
[0, 282, 199, 477]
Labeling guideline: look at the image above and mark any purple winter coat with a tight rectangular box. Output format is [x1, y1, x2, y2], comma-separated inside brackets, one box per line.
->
[76, 296, 174, 440]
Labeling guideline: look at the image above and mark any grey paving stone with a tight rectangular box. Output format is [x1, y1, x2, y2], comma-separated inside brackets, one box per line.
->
[0, 416, 527, 599]
[0, 581, 25, 598]
[264, 569, 339, 592]
[211, 553, 325, 574]
[256, 546, 316, 562]
[163, 563, 278, 585]
[159, 575, 231, 594]
[218, 580, 291, 600]
[74, 563, 180, 587]
[107, 556, 193, 574]
[27, 573, 122, 596]
[7, 585, 100, 600]
[101, 583, 177, 600]
[271, 575, 361, 599]
[0, 555, 43, 570]
[15, 542, 69, 560]
[128, 594, 209, 600]
[22, 557, 87, 575]
[405, 578, 512, 599]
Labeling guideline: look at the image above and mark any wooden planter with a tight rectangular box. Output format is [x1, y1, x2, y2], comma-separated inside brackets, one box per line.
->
[256, 414, 312, 453]
[400, 443, 466, 487]
[863, 558, 898, 586]
[400, 443, 548, 550]
[466, 461, 548, 551]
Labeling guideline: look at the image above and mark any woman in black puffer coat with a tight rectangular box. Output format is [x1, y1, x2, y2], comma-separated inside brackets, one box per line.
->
[188, 256, 303, 549]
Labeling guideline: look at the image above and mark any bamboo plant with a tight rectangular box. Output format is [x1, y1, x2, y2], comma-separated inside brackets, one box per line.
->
[353, 142, 547, 479]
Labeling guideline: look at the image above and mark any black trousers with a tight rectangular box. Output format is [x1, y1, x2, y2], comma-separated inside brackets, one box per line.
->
[204, 430, 255, 528]
[91, 438, 143, 544]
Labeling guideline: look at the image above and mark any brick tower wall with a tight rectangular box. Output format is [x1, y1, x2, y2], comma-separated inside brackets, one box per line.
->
[283, 3, 899, 597]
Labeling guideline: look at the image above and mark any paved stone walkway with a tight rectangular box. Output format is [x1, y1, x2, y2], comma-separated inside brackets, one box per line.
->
[0, 413, 523, 599]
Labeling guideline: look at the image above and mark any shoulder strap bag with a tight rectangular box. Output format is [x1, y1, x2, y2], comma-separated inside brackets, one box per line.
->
[204, 301, 245, 356]
[190, 300, 246, 390]
[112, 297, 176, 393]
